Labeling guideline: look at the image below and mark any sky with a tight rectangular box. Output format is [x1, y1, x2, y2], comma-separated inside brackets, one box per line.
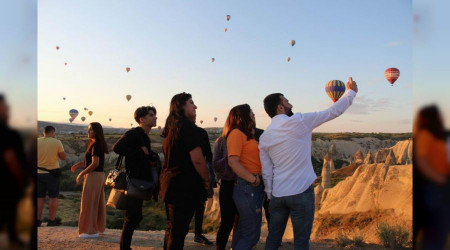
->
[37, 0, 413, 132]
[0, 0, 37, 129]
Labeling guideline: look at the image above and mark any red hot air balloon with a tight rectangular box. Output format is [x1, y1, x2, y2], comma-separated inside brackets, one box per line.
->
[56, 46, 60, 50]
[384, 68, 400, 86]
[126, 67, 131, 72]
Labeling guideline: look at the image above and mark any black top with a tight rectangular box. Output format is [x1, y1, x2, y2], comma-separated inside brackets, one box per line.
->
[199, 128, 213, 163]
[159, 119, 207, 205]
[113, 127, 155, 180]
[0, 123, 26, 197]
[84, 141, 105, 172]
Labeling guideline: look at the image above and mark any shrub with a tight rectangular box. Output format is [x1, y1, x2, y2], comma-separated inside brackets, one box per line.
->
[376, 222, 410, 248]
[352, 234, 364, 246]
[335, 233, 352, 247]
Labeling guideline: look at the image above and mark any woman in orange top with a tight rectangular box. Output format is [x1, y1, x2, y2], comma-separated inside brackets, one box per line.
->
[413, 105, 450, 249]
[226, 104, 263, 250]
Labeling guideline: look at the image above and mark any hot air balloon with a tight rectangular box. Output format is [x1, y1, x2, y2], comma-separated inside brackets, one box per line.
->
[325, 80, 346, 103]
[56, 46, 60, 50]
[88, 111, 93, 116]
[289, 40, 295, 47]
[211, 58, 215, 63]
[69, 118, 73, 123]
[81, 116, 86, 122]
[69, 109, 79, 120]
[126, 95, 132, 101]
[384, 68, 400, 86]
[64, 62, 67, 66]
[126, 67, 130, 72]
[130, 123, 133, 127]
[287, 57, 291, 62]
[214, 117, 218, 122]
[84, 107, 88, 111]
[158, 126, 161, 130]
[224, 28, 228, 32]
[200, 120, 203, 124]
[109, 118, 112, 122]
[63, 97, 66, 100]
[226, 15, 231, 21]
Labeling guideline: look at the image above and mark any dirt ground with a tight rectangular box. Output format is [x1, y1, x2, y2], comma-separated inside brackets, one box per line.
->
[37, 226, 392, 250]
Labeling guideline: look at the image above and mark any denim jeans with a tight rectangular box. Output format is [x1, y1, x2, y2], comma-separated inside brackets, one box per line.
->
[265, 185, 315, 250]
[232, 177, 264, 250]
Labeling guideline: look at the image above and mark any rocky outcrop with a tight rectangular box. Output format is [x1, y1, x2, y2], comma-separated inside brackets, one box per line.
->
[390, 139, 413, 165]
[385, 150, 396, 165]
[321, 154, 332, 189]
[364, 151, 373, 164]
[352, 149, 364, 164]
[315, 163, 412, 219]
[374, 149, 389, 163]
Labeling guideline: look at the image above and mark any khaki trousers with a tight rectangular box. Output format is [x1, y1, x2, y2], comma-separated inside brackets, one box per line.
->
[78, 171, 106, 235]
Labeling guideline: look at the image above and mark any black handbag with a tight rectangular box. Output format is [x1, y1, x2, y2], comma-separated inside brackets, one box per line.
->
[105, 156, 128, 190]
[126, 153, 160, 200]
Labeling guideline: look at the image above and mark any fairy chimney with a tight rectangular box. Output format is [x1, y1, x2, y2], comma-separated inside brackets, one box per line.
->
[321, 154, 331, 189]
[385, 149, 397, 165]
[364, 151, 373, 164]
[353, 149, 364, 164]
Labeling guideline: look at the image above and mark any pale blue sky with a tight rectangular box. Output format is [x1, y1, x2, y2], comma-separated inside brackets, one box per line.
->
[38, 0, 412, 132]
[0, 0, 37, 129]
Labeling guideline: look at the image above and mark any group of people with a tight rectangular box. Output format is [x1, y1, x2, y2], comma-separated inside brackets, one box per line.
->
[37, 77, 358, 250]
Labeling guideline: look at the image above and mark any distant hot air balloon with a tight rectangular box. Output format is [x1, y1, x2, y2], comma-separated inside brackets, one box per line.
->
[287, 57, 291, 62]
[126, 67, 130, 72]
[226, 15, 231, 21]
[224, 28, 228, 32]
[214, 117, 218, 122]
[289, 40, 295, 47]
[158, 126, 161, 130]
[69, 118, 73, 123]
[56, 46, 60, 50]
[130, 123, 133, 127]
[69, 109, 79, 120]
[200, 120, 203, 124]
[64, 62, 67, 66]
[211, 58, 215, 63]
[84, 107, 88, 111]
[109, 118, 112, 122]
[88, 111, 93, 116]
[325, 80, 346, 103]
[384, 68, 400, 86]
[63, 97, 66, 100]
[81, 116, 86, 122]
[126, 95, 132, 101]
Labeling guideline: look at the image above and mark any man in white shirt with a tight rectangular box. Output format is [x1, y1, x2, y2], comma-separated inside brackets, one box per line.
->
[259, 77, 358, 249]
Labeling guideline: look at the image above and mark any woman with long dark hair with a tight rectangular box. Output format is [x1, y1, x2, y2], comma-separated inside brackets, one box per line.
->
[159, 92, 210, 249]
[71, 122, 108, 238]
[226, 104, 264, 249]
[413, 105, 450, 249]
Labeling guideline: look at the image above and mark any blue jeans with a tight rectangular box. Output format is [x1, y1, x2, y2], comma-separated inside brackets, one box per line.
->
[232, 177, 264, 250]
[265, 185, 315, 250]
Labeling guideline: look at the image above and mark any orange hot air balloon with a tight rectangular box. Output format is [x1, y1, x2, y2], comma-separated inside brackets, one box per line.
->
[88, 111, 93, 116]
[224, 28, 228, 32]
[126, 95, 132, 101]
[286, 57, 291, 62]
[289, 40, 295, 47]
[200, 120, 203, 124]
[384, 68, 400, 86]
[56, 46, 60, 50]
[126, 67, 131, 72]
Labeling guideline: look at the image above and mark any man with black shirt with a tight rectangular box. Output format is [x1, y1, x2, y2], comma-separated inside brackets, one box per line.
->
[113, 106, 158, 250]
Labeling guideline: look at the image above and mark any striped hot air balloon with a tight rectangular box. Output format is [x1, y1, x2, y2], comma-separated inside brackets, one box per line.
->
[384, 68, 400, 86]
[325, 80, 346, 103]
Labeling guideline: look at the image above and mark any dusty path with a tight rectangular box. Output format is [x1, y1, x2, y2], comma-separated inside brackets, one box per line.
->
[37, 226, 344, 249]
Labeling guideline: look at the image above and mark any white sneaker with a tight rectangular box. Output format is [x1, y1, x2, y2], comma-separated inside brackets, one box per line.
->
[79, 233, 99, 239]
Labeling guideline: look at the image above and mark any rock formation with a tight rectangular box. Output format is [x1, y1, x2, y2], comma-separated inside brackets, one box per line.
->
[364, 151, 373, 164]
[352, 149, 364, 164]
[385, 149, 396, 165]
[321, 153, 331, 189]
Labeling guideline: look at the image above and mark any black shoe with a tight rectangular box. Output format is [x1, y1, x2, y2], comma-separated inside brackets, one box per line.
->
[37, 220, 42, 227]
[194, 234, 214, 245]
[47, 219, 61, 226]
